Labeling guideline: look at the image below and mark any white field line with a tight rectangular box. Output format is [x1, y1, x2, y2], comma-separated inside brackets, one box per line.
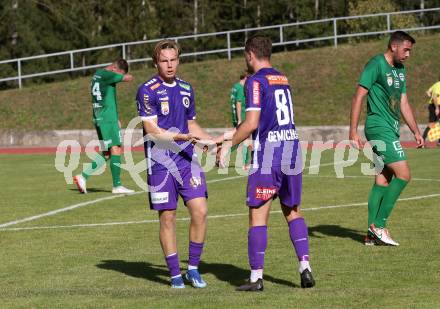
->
[0, 159, 437, 230]
[1, 192, 439, 232]
[0, 161, 339, 229]
[0, 174, 246, 229]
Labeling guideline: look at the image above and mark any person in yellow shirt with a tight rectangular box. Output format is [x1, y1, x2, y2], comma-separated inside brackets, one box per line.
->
[422, 78, 440, 145]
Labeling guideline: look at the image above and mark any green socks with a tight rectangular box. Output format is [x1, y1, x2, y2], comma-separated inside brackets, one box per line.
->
[367, 184, 387, 227]
[373, 178, 408, 228]
[82, 154, 106, 180]
[110, 155, 122, 187]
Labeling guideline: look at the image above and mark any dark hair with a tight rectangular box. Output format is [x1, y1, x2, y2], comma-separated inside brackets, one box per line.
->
[152, 39, 181, 64]
[114, 59, 129, 73]
[239, 71, 248, 80]
[388, 31, 416, 49]
[245, 35, 272, 60]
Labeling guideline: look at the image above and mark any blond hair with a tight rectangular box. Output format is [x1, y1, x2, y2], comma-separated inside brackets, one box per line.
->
[152, 39, 181, 64]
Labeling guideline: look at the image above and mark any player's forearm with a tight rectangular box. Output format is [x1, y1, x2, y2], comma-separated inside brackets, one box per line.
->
[236, 102, 242, 123]
[143, 121, 189, 142]
[188, 120, 212, 140]
[401, 102, 420, 135]
[349, 97, 363, 134]
[232, 122, 254, 147]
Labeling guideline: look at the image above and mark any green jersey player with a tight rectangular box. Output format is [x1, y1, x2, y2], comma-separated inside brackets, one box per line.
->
[73, 59, 134, 194]
[229, 73, 252, 169]
[350, 31, 424, 246]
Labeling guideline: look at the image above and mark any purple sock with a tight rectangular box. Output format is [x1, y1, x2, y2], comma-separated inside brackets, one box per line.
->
[188, 241, 204, 267]
[248, 226, 268, 270]
[165, 253, 181, 277]
[288, 217, 310, 261]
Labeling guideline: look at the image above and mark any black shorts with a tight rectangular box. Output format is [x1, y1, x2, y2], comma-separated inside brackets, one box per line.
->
[428, 104, 440, 123]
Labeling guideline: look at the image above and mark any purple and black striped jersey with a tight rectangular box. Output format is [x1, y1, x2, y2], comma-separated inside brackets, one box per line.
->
[245, 68, 300, 169]
[136, 76, 197, 173]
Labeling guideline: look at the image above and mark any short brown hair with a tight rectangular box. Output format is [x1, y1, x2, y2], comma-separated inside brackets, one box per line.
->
[152, 39, 181, 64]
[114, 59, 129, 73]
[245, 35, 272, 60]
[388, 31, 416, 49]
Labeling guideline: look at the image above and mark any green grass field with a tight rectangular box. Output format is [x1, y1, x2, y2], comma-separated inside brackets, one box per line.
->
[1, 148, 440, 308]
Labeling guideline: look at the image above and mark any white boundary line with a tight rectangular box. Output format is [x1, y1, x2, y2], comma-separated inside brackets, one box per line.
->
[0, 174, 246, 229]
[0, 159, 438, 230]
[1, 192, 439, 232]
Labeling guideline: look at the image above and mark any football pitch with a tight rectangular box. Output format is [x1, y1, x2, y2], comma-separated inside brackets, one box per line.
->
[1, 148, 440, 308]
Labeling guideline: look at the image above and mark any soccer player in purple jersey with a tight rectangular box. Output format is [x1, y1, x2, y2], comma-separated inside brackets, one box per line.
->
[136, 40, 213, 289]
[218, 35, 315, 291]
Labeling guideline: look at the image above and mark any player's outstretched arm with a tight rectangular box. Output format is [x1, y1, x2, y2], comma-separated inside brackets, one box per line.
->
[349, 86, 368, 149]
[143, 118, 195, 142]
[400, 94, 424, 148]
[188, 120, 213, 140]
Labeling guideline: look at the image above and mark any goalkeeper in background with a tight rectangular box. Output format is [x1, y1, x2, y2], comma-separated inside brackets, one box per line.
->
[73, 59, 134, 194]
[422, 77, 440, 145]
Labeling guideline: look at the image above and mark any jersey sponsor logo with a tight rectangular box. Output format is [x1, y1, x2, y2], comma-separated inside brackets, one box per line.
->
[150, 83, 160, 90]
[392, 141, 405, 157]
[92, 103, 102, 109]
[159, 96, 169, 101]
[142, 94, 153, 114]
[267, 129, 299, 142]
[182, 96, 190, 108]
[179, 83, 191, 91]
[399, 73, 405, 82]
[180, 91, 191, 96]
[253, 81, 260, 105]
[151, 192, 169, 204]
[266, 75, 289, 85]
[189, 176, 202, 188]
[161, 101, 169, 115]
[255, 187, 277, 200]
[157, 89, 167, 95]
[144, 78, 157, 86]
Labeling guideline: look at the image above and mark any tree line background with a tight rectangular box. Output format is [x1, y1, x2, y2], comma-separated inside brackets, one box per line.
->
[0, 0, 439, 87]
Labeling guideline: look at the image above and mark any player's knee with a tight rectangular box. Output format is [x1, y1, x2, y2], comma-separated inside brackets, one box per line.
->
[192, 207, 207, 223]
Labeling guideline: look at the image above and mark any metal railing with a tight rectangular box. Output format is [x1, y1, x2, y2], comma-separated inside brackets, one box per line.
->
[1, 7, 439, 89]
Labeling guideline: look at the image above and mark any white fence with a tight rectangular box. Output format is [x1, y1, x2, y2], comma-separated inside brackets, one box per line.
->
[0, 7, 439, 89]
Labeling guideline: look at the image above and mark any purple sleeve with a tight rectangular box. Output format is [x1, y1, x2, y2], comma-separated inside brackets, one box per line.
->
[136, 86, 158, 120]
[186, 86, 196, 120]
[245, 78, 262, 111]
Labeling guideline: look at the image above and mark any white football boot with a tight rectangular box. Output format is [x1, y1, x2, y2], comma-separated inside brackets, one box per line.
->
[112, 186, 135, 194]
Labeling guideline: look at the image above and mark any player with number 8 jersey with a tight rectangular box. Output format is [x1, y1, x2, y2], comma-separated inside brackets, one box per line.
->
[217, 35, 314, 291]
[245, 68, 299, 170]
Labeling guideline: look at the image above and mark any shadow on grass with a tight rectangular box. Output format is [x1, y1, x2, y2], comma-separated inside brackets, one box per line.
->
[69, 188, 112, 193]
[96, 260, 169, 286]
[308, 224, 365, 244]
[198, 261, 298, 288]
[96, 259, 298, 288]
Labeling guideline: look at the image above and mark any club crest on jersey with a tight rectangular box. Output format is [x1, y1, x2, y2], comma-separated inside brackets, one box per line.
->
[161, 101, 169, 115]
[182, 96, 190, 108]
[387, 76, 393, 86]
[253, 81, 260, 105]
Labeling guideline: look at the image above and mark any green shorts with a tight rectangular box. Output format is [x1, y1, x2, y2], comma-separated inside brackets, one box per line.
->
[365, 128, 407, 165]
[95, 122, 121, 150]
